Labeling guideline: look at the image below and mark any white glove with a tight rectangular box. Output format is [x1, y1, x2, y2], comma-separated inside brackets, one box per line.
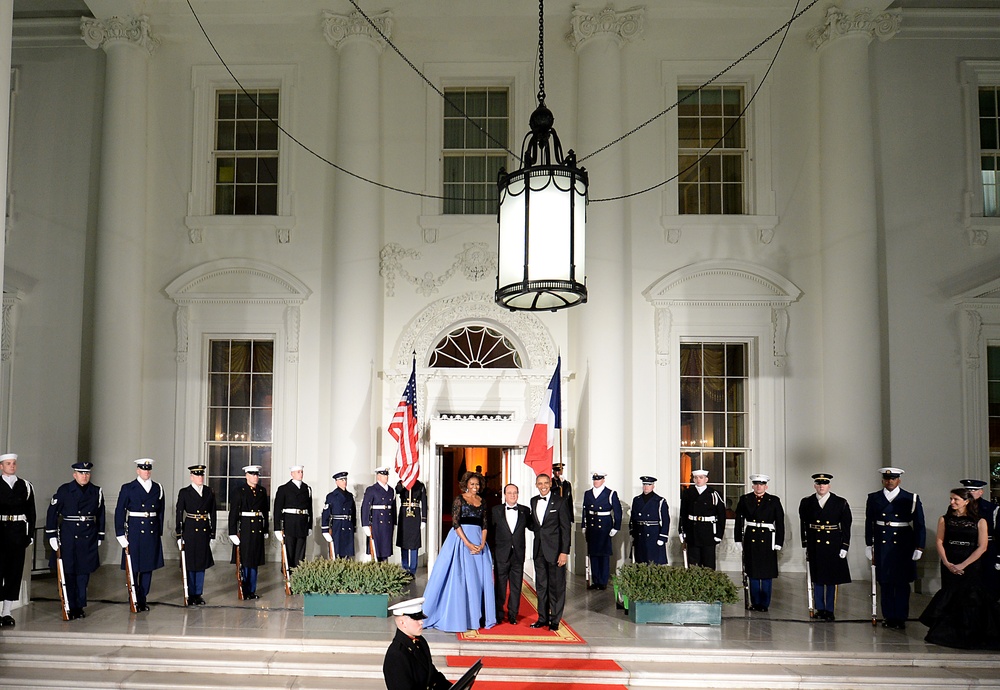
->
[773, 544, 782, 552]
[363, 526, 371, 537]
[322, 532, 333, 543]
[865, 545, 873, 560]
[995, 563, 999, 571]
[912, 549, 923, 561]
[49, 537, 59, 551]
[177, 538, 183, 550]
[116, 535, 129, 548]
[610, 529, 618, 537]
[714, 536, 722, 543]
[306, 529, 311, 536]
[656, 540, 664, 546]
[98, 540, 102, 547]
[679, 533, 685, 544]
[229, 534, 240, 546]
[264, 532, 269, 540]
[275, 530, 284, 543]
[29, 538, 33, 546]
[735, 542, 743, 551]
[839, 549, 848, 559]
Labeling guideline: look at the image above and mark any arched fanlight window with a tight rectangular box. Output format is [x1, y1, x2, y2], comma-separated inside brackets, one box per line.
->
[429, 325, 523, 368]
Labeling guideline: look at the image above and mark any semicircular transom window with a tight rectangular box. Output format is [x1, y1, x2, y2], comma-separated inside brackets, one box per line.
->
[429, 325, 523, 369]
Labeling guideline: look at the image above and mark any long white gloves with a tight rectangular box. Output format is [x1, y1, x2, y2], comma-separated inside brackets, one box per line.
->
[839, 549, 848, 559]
[116, 535, 129, 548]
[322, 532, 333, 543]
[610, 529, 618, 537]
[912, 549, 923, 561]
[363, 526, 372, 537]
[865, 545, 873, 560]
[49, 537, 59, 552]
[275, 530, 284, 543]
[773, 544, 782, 552]
[229, 534, 240, 546]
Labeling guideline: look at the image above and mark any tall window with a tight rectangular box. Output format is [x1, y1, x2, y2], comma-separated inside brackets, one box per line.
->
[679, 342, 749, 515]
[981, 87, 999, 217]
[429, 325, 522, 368]
[443, 87, 509, 215]
[678, 85, 746, 215]
[206, 339, 273, 510]
[989, 345, 1000, 500]
[214, 90, 279, 215]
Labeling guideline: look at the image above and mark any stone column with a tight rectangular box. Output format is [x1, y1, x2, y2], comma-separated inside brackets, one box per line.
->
[81, 16, 157, 475]
[322, 11, 389, 482]
[569, 7, 642, 482]
[808, 6, 899, 472]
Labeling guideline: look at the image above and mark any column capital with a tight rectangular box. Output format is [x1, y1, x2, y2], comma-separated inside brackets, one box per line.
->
[807, 6, 900, 51]
[322, 10, 392, 52]
[568, 5, 644, 50]
[81, 14, 159, 54]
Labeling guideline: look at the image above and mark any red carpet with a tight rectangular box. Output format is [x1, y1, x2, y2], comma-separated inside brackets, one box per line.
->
[456, 584, 585, 644]
[470, 684, 628, 690]
[446, 656, 623, 672]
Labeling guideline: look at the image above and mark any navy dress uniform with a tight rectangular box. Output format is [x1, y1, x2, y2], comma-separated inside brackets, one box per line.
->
[798, 473, 852, 620]
[45, 461, 105, 619]
[582, 471, 622, 589]
[679, 469, 727, 570]
[273, 465, 313, 569]
[383, 597, 451, 690]
[734, 474, 785, 611]
[175, 464, 216, 605]
[629, 476, 670, 565]
[395, 479, 427, 575]
[114, 458, 165, 612]
[321, 471, 356, 559]
[361, 467, 396, 562]
[960, 478, 999, 599]
[865, 467, 926, 629]
[0, 453, 36, 627]
[228, 464, 269, 599]
[551, 463, 574, 523]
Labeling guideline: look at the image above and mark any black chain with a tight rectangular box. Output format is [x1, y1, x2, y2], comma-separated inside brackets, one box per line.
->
[537, 0, 546, 106]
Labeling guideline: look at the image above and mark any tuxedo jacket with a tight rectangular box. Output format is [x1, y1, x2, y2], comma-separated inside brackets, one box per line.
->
[529, 493, 571, 563]
[491, 503, 530, 564]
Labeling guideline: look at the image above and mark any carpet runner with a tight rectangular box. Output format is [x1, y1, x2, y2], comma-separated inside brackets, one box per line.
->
[456, 584, 585, 643]
[445, 656, 628, 690]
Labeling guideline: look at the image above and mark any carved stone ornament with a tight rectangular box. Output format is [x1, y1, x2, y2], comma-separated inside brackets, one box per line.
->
[81, 15, 159, 54]
[807, 6, 901, 50]
[322, 10, 392, 52]
[379, 242, 496, 297]
[569, 5, 644, 49]
[1, 296, 17, 363]
[963, 309, 982, 369]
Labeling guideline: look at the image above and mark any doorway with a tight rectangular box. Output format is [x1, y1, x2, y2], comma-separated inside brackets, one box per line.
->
[437, 446, 510, 550]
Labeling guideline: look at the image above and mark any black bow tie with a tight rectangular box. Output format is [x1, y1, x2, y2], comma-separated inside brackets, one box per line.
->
[506, 506, 518, 510]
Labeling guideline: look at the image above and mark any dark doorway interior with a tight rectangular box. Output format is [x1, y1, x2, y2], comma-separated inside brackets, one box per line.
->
[438, 446, 507, 549]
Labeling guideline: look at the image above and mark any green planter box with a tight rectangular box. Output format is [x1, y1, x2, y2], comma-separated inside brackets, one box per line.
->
[628, 600, 722, 625]
[303, 593, 389, 617]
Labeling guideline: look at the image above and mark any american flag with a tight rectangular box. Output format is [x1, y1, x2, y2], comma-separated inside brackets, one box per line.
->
[389, 357, 420, 490]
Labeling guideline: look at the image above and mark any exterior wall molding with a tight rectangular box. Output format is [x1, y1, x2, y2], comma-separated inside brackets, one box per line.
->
[379, 242, 495, 297]
[1, 292, 19, 363]
[568, 5, 644, 49]
[322, 10, 392, 52]
[807, 6, 901, 50]
[81, 15, 159, 54]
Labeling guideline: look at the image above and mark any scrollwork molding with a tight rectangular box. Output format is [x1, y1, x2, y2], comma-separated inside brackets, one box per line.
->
[807, 6, 900, 50]
[380, 242, 496, 297]
[568, 5, 644, 49]
[81, 15, 159, 54]
[322, 10, 392, 52]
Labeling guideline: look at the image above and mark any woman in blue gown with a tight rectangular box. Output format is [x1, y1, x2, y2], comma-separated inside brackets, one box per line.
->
[422, 471, 496, 632]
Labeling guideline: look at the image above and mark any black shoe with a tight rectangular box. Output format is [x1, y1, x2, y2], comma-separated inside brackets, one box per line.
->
[69, 607, 85, 620]
[587, 583, 598, 590]
[0, 615, 14, 627]
[748, 604, 759, 612]
[196, 596, 207, 606]
[508, 615, 517, 625]
[530, 620, 548, 629]
[136, 603, 150, 612]
[758, 606, 768, 612]
[549, 623, 560, 631]
[246, 593, 260, 600]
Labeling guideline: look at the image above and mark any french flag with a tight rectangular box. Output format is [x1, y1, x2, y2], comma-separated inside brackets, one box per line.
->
[524, 357, 561, 476]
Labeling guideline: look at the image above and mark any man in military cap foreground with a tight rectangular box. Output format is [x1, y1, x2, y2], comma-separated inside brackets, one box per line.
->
[321, 471, 356, 559]
[273, 464, 313, 570]
[383, 597, 451, 690]
[176, 464, 216, 605]
[735, 474, 784, 612]
[229, 464, 269, 599]
[799, 473, 852, 620]
[582, 471, 622, 590]
[629, 476, 669, 565]
[679, 469, 727, 570]
[361, 467, 396, 562]
[115, 458, 165, 612]
[0, 453, 35, 627]
[865, 466, 926, 630]
[46, 462, 105, 620]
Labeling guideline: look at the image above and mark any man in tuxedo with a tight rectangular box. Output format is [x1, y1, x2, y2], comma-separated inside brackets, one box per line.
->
[529, 473, 571, 631]
[492, 483, 530, 625]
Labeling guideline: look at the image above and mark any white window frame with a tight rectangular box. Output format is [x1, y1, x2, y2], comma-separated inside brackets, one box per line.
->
[955, 276, 1000, 479]
[960, 61, 1000, 245]
[185, 65, 298, 237]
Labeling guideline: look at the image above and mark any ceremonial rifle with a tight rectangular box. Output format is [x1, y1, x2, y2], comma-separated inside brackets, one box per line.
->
[235, 538, 245, 601]
[55, 543, 70, 621]
[123, 543, 138, 613]
[805, 550, 815, 618]
[280, 540, 292, 595]
[870, 562, 878, 626]
[741, 547, 750, 612]
[179, 538, 189, 607]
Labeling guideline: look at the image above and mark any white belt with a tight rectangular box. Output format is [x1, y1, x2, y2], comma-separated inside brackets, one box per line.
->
[184, 512, 210, 520]
[744, 521, 777, 548]
[332, 515, 351, 520]
[371, 504, 390, 510]
[591, 511, 613, 516]
[637, 521, 660, 526]
[127, 511, 158, 518]
[282, 508, 309, 515]
[875, 520, 910, 528]
[63, 515, 97, 522]
[241, 511, 264, 517]
[688, 515, 717, 522]
[0, 514, 27, 521]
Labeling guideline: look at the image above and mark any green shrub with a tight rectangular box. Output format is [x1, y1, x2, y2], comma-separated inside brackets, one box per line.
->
[289, 558, 410, 596]
[614, 562, 740, 604]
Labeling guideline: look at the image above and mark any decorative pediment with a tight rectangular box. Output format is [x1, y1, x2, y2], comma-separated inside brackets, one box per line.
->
[955, 276, 1000, 305]
[164, 259, 311, 306]
[643, 259, 802, 307]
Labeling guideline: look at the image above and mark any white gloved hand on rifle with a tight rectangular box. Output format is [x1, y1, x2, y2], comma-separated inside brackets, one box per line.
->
[322, 532, 333, 543]
[116, 535, 129, 549]
[229, 534, 240, 546]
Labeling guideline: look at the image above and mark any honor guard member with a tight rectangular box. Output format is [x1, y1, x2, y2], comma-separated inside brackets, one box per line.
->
[114, 458, 165, 612]
[46, 462, 105, 620]
[960, 478, 999, 598]
[581, 471, 622, 590]
[383, 597, 451, 690]
[395, 478, 427, 576]
[321, 471, 356, 558]
[551, 463, 574, 522]
[228, 464, 269, 599]
[273, 465, 313, 569]
[799, 473, 852, 620]
[175, 464, 216, 605]
[1, 453, 35, 627]
[734, 474, 785, 611]
[629, 476, 670, 565]
[361, 467, 396, 562]
[679, 469, 727, 569]
[865, 466, 926, 630]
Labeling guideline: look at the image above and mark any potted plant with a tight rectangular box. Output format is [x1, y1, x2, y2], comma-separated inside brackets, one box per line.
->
[290, 558, 411, 617]
[613, 562, 740, 625]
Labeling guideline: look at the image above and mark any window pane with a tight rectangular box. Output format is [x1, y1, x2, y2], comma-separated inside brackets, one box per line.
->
[257, 185, 277, 215]
[429, 324, 522, 368]
[235, 157, 257, 183]
[700, 117, 723, 146]
[467, 118, 487, 149]
[258, 120, 278, 151]
[257, 91, 279, 120]
[466, 156, 486, 183]
[216, 121, 235, 151]
[728, 413, 746, 447]
[228, 446, 248, 475]
[210, 373, 229, 406]
[981, 88, 997, 118]
[678, 84, 747, 215]
[700, 451, 723, 479]
[705, 413, 725, 446]
[214, 90, 279, 217]
[681, 412, 704, 447]
[236, 92, 258, 119]
[703, 379, 725, 412]
[678, 118, 700, 147]
[488, 90, 508, 118]
[444, 157, 463, 183]
[727, 343, 747, 376]
[251, 408, 272, 442]
[216, 158, 235, 183]
[443, 88, 508, 215]
[700, 87, 722, 116]
[252, 374, 272, 408]
[235, 120, 256, 150]
[208, 408, 228, 441]
[677, 89, 698, 116]
[727, 379, 745, 412]
[215, 185, 234, 215]
[257, 158, 277, 185]
[680, 379, 702, 412]
[722, 183, 743, 215]
[466, 90, 487, 117]
[444, 119, 463, 149]
[234, 185, 256, 214]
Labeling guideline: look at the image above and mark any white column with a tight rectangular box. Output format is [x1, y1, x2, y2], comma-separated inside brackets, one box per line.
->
[569, 7, 642, 482]
[322, 11, 388, 478]
[809, 6, 899, 471]
[81, 16, 157, 475]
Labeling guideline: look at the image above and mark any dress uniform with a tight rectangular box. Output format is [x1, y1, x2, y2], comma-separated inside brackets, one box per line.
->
[273, 465, 313, 569]
[734, 474, 784, 611]
[551, 463, 574, 523]
[321, 471, 356, 559]
[960, 478, 998, 599]
[175, 464, 216, 605]
[629, 476, 670, 565]
[114, 458, 165, 612]
[228, 464, 269, 599]
[45, 461, 105, 620]
[582, 471, 622, 589]
[865, 466, 926, 629]
[395, 479, 427, 576]
[679, 469, 727, 570]
[383, 597, 451, 690]
[361, 467, 396, 562]
[0, 453, 35, 627]
[798, 472, 852, 620]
